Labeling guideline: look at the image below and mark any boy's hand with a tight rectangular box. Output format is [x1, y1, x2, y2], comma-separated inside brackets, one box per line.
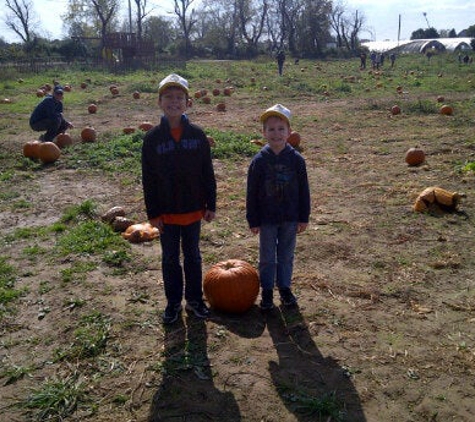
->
[204, 210, 215, 222]
[297, 223, 308, 233]
[250, 227, 259, 235]
[149, 216, 164, 233]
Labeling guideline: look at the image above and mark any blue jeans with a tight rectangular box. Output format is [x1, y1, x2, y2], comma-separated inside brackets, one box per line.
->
[160, 221, 203, 305]
[259, 222, 298, 290]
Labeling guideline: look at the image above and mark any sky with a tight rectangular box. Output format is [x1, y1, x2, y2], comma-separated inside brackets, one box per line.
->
[0, 0, 473, 43]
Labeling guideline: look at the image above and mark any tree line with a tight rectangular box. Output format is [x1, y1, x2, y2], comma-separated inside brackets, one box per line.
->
[2, 0, 474, 63]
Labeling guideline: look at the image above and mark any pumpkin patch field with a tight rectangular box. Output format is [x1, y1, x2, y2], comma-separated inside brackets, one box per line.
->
[1, 55, 475, 422]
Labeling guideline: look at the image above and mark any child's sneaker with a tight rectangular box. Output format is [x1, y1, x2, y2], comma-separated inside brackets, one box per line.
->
[260, 289, 274, 311]
[185, 300, 211, 319]
[279, 288, 297, 307]
[162, 303, 182, 324]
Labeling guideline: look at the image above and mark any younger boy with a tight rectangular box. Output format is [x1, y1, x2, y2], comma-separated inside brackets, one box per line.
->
[246, 104, 310, 310]
[141, 74, 217, 324]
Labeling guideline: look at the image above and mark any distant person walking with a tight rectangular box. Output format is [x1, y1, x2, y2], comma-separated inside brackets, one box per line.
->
[276, 50, 286, 76]
[389, 53, 396, 68]
[360, 52, 367, 70]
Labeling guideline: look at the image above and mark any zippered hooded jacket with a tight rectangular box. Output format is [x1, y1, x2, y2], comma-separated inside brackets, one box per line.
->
[141, 114, 216, 219]
[246, 144, 310, 228]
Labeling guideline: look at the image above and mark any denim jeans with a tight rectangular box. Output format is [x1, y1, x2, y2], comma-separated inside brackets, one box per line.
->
[160, 221, 203, 305]
[258, 222, 298, 290]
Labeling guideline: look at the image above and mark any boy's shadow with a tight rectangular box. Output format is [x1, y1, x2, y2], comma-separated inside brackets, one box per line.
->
[148, 315, 241, 422]
[266, 305, 367, 421]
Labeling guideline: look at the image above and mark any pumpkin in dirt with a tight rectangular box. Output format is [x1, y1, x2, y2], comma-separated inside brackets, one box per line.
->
[23, 140, 41, 159]
[138, 122, 154, 132]
[212, 88, 220, 96]
[391, 105, 401, 115]
[405, 147, 425, 166]
[216, 102, 226, 112]
[203, 259, 259, 314]
[88, 103, 98, 114]
[121, 223, 160, 243]
[287, 131, 301, 148]
[55, 133, 73, 149]
[202, 96, 211, 104]
[439, 104, 453, 115]
[81, 127, 97, 142]
[133, 91, 140, 99]
[123, 126, 135, 134]
[38, 142, 61, 164]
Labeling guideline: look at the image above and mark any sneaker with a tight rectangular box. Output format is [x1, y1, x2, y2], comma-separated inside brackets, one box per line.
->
[185, 300, 210, 319]
[279, 288, 297, 307]
[260, 289, 274, 311]
[162, 303, 182, 324]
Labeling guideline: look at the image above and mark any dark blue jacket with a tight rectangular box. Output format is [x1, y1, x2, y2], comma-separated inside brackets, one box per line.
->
[141, 115, 216, 219]
[246, 144, 310, 228]
[29, 95, 63, 125]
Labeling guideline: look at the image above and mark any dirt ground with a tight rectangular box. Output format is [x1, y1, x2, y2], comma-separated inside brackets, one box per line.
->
[1, 80, 475, 422]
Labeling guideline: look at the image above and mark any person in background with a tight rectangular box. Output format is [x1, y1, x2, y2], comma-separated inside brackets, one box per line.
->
[29, 85, 73, 142]
[141, 73, 217, 325]
[246, 104, 311, 311]
[276, 50, 286, 76]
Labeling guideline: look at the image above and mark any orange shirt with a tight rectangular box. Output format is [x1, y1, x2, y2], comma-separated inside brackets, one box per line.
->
[159, 126, 204, 226]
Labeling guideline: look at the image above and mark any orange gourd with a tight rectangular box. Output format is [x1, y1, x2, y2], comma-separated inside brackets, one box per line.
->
[81, 127, 97, 142]
[405, 147, 425, 166]
[203, 259, 259, 314]
[55, 133, 73, 149]
[23, 141, 41, 159]
[88, 103, 98, 114]
[440, 105, 453, 115]
[38, 142, 61, 164]
[216, 102, 226, 112]
[391, 105, 401, 115]
[287, 131, 301, 148]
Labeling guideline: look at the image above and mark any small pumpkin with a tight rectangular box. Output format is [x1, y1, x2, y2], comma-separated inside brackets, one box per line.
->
[436, 95, 444, 103]
[223, 87, 233, 96]
[88, 103, 98, 114]
[132, 91, 140, 99]
[405, 147, 425, 166]
[202, 96, 211, 104]
[212, 88, 220, 96]
[287, 131, 301, 148]
[55, 133, 73, 149]
[122, 223, 160, 243]
[391, 104, 401, 115]
[138, 122, 154, 132]
[23, 140, 41, 159]
[81, 126, 97, 142]
[80, 82, 87, 89]
[123, 126, 135, 134]
[216, 102, 226, 112]
[439, 104, 453, 115]
[38, 142, 61, 164]
[203, 259, 259, 314]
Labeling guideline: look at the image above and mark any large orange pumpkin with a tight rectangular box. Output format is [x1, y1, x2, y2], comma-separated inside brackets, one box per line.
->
[38, 142, 61, 164]
[81, 127, 97, 142]
[23, 140, 41, 159]
[55, 133, 73, 148]
[203, 259, 259, 313]
[287, 131, 301, 148]
[405, 147, 425, 166]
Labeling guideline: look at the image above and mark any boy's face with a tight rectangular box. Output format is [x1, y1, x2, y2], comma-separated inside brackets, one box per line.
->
[158, 87, 188, 118]
[263, 116, 290, 150]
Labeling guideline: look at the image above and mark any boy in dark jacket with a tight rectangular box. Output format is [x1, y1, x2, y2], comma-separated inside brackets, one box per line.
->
[246, 104, 310, 310]
[29, 85, 73, 142]
[142, 74, 217, 324]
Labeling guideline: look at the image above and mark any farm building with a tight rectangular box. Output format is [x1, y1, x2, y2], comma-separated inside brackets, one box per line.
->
[362, 38, 473, 54]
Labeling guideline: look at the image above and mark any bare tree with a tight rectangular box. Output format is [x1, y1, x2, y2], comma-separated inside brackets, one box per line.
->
[4, 0, 38, 43]
[90, 0, 120, 48]
[132, 0, 154, 41]
[237, 0, 268, 55]
[330, 1, 365, 51]
[174, 0, 197, 58]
